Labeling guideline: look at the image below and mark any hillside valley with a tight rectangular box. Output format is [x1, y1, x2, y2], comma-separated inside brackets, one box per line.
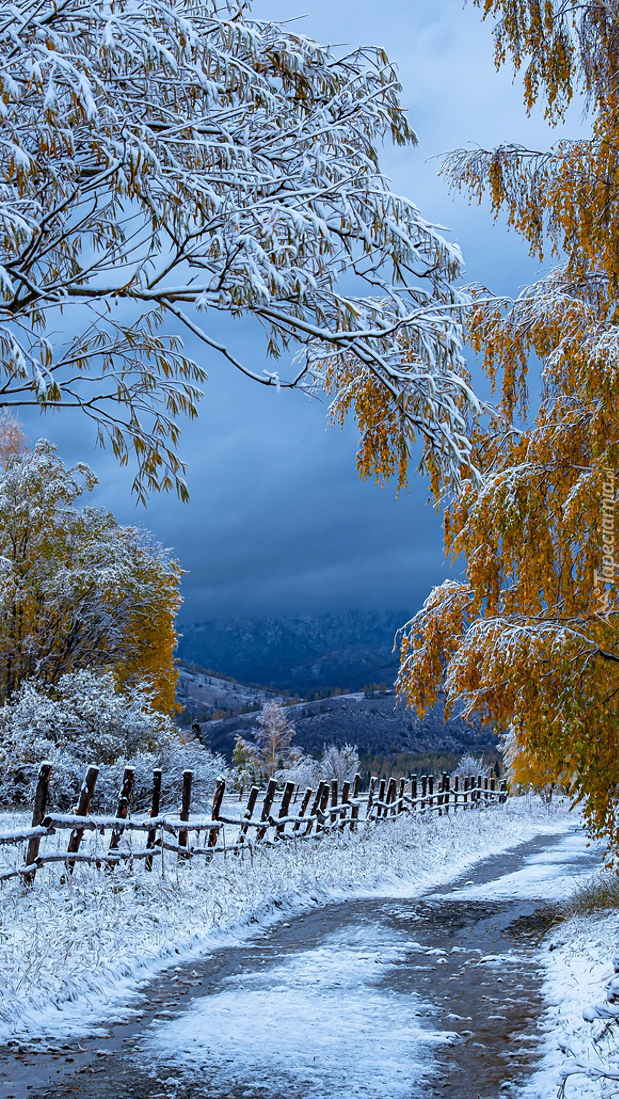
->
[177, 663, 497, 765]
[177, 610, 409, 693]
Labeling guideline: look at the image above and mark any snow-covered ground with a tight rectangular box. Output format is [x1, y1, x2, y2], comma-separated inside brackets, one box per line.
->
[521, 905, 619, 1099]
[144, 923, 448, 1099]
[0, 797, 578, 1048]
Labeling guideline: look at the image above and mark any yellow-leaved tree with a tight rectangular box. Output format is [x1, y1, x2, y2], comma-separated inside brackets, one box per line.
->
[0, 421, 182, 714]
[397, 1, 619, 856]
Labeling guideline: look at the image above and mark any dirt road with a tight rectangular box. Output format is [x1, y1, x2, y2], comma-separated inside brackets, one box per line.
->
[0, 826, 601, 1099]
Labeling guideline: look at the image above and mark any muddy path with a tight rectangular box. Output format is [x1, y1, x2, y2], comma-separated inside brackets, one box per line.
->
[0, 827, 601, 1099]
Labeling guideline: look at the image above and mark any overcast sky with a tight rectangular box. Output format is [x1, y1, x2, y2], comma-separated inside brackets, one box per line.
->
[24, 0, 586, 623]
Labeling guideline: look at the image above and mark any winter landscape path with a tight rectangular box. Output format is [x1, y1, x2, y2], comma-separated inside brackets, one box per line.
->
[0, 825, 602, 1099]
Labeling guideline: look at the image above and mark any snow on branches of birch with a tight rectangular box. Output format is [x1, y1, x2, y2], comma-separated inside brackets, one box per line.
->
[0, 0, 478, 500]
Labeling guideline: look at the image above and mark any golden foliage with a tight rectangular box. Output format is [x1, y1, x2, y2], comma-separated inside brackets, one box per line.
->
[397, 1, 619, 858]
[0, 438, 182, 714]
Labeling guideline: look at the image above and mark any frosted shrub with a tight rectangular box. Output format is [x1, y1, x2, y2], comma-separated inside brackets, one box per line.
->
[0, 670, 226, 811]
[91, 741, 228, 814]
[319, 744, 360, 785]
[452, 754, 486, 780]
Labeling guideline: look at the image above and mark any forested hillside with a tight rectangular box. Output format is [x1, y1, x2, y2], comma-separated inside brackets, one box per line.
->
[177, 611, 409, 692]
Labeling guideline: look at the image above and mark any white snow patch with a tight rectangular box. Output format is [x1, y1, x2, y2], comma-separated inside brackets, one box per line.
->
[520, 912, 619, 1099]
[436, 831, 599, 903]
[143, 924, 450, 1098]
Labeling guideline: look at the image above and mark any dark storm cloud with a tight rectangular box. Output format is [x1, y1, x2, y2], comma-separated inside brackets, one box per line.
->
[19, 0, 587, 621]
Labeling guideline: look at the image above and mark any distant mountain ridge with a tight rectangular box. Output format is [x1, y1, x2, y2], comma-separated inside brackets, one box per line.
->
[177, 610, 411, 693]
[203, 691, 496, 762]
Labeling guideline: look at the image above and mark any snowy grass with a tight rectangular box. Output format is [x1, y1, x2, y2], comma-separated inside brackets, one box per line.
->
[563, 874, 619, 917]
[0, 796, 574, 1044]
[521, 872, 619, 1099]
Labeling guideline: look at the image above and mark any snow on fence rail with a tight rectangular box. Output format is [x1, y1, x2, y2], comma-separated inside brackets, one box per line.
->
[0, 763, 508, 885]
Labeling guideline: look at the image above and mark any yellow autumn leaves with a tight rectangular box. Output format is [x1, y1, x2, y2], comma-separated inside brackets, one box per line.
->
[0, 417, 181, 716]
[397, 1, 619, 856]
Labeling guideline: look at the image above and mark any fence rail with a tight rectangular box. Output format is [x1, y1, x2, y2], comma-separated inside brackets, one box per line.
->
[0, 763, 508, 884]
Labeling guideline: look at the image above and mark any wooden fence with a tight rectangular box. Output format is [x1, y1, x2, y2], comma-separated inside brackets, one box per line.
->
[0, 763, 508, 885]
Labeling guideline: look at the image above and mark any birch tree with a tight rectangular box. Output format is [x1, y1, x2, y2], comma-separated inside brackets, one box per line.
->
[234, 700, 298, 781]
[0, 435, 182, 710]
[0, 0, 478, 502]
[397, 1, 619, 857]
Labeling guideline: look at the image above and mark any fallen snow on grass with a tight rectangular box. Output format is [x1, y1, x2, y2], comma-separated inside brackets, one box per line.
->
[0, 798, 579, 1043]
[142, 924, 450, 1099]
[519, 911, 619, 1099]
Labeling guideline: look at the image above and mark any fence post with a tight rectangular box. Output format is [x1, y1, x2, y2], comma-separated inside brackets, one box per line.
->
[386, 776, 397, 817]
[339, 780, 350, 831]
[145, 768, 163, 871]
[411, 774, 417, 811]
[67, 764, 99, 873]
[476, 774, 483, 805]
[330, 781, 338, 826]
[366, 776, 377, 821]
[453, 775, 459, 813]
[397, 778, 406, 814]
[109, 766, 135, 853]
[24, 761, 52, 884]
[350, 773, 360, 830]
[208, 777, 226, 848]
[428, 775, 434, 812]
[317, 782, 330, 832]
[256, 778, 278, 842]
[307, 783, 325, 835]
[443, 774, 451, 815]
[377, 778, 387, 819]
[277, 781, 295, 837]
[293, 787, 313, 833]
[240, 784, 260, 842]
[499, 779, 507, 804]
[178, 769, 193, 858]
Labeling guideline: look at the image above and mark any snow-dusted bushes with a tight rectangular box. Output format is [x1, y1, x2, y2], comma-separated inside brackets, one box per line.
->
[280, 744, 361, 788]
[91, 741, 228, 814]
[451, 754, 487, 780]
[0, 670, 226, 811]
[319, 744, 360, 785]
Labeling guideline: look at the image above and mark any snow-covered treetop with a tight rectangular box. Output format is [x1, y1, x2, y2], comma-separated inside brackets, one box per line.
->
[0, 0, 478, 500]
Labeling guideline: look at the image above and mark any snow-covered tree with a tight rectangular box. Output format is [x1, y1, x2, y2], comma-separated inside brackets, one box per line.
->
[0, 434, 181, 709]
[0, 663, 225, 813]
[397, 1, 619, 856]
[0, 669, 163, 805]
[234, 700, 299, 782]
[0, 669, 174, 764]
[319, 744, 360, 786]
[0, 0, 479, 501]
[0, 669, 226, 809]
[452, 754, 485, 780]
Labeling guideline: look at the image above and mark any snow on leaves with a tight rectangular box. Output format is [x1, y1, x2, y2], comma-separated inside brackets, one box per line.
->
[0, 0, 477, 499]
[398, 1, 619, 858]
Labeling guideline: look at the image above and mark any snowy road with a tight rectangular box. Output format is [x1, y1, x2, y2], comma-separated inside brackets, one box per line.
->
[0, 826, 602, 1099]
